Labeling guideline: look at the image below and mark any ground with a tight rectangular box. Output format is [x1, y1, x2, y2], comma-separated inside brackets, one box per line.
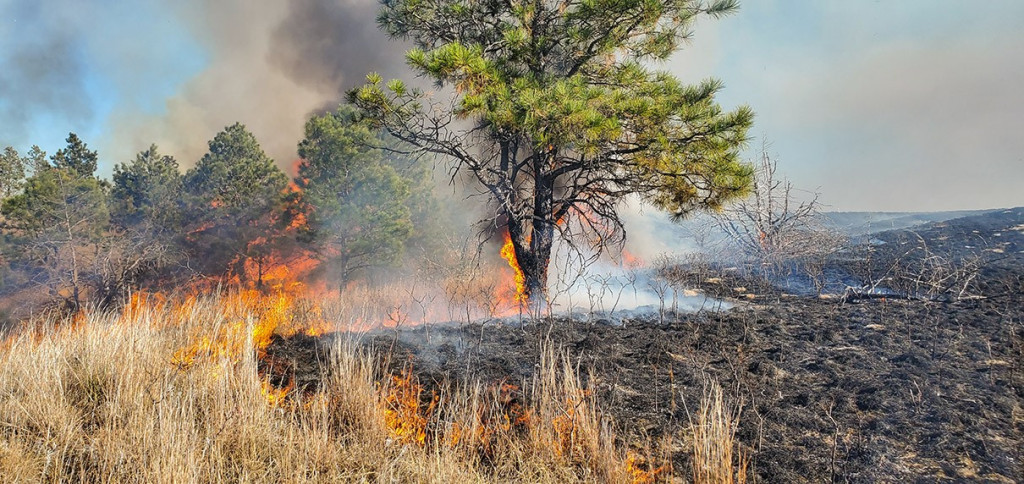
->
[267, 208, 1024, 482]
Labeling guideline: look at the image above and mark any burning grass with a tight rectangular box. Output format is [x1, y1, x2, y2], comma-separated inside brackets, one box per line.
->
[0, 292, 710, 483]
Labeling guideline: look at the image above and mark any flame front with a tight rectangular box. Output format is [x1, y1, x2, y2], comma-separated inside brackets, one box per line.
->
[500, 230, 528, 305]
[382, 368, 436, 445]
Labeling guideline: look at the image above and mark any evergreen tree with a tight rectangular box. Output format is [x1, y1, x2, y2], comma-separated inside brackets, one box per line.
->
[1, 137, 109, 309]
[297, 106, 414, 282]
[183, 123, 289, 283]
[51, 133, 99, 177]
[111, 144, 184, 232]
[0, 146, 26, 201]
[24, 145, 49, 176]
[352, 0, 753, 301]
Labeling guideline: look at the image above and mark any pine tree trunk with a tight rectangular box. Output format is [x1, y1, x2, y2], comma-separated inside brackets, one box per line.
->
[510, 172, 555, 303]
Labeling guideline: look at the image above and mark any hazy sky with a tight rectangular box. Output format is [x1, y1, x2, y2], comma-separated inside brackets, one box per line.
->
[1, 0, 1021, 212]
[669, 1, 1024, 211]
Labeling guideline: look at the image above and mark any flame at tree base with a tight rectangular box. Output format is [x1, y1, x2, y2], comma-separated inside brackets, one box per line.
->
[500, 230, 529, 306]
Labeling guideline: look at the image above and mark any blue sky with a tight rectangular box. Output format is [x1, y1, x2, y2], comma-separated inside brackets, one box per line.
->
[1, 0, 1021, 211]
[0, 1, 206, 159]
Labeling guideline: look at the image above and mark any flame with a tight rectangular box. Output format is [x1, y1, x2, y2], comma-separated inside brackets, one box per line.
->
[620, 249, 644, 268]
[167, 288, 331, 406]
[290, 158, 306, 178]
[499, 230, 528, 305]
[551, 389, 592, 457]
[382, 367, 437, 446]
[625, 451, 666, 484]
[445, 381, 532, 458]
[260, 378, 294, 406]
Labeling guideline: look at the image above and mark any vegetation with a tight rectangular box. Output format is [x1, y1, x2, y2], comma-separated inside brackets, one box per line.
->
[706, 145, 846, 291]
[181, 123, 291, 283]
[0, 293, 752, 483]
[0, 146, 27, 200]
[351, 0, 754, 302]
[296, 107, 416, 283]
[0, 115, 441, 312]
[111, 144, 184, 233]
[1, 135, 110, 311]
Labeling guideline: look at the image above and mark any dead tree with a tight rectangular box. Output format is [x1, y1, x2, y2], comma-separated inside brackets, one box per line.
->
[713, 146, 845, 285]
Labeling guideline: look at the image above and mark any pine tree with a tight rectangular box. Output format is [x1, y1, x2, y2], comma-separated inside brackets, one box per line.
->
[296, 106, 415, 282]
[183, 123, 289, 283]
[352, 0, 753, 301]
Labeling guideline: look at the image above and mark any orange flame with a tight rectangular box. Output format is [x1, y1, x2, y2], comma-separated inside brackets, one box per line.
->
[551, 389, 592, 457]
[450, 382, 531, 454]
[500, 230, 528, 305]
[260, 378, 295, 406]
[382, 367, 436, 446]
[625, 451, 666, 484]
[621, 249, 644, 268]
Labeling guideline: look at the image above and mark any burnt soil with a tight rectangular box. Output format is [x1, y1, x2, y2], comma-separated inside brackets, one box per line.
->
[266, 208, 1024, 483]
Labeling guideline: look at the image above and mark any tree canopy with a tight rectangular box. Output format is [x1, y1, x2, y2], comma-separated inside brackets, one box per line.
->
[352, 0, 754, 300]
[111, 144, 184, 232]
[51, 133, 99, 178]
[1, 135, 109, 309]
[183, 123, 290, 282]
[0, 147, 26, 201]
[297, 106, 416, 282]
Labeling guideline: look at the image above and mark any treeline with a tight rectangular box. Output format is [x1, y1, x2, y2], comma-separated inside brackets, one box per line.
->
[0, 106, 440, 312]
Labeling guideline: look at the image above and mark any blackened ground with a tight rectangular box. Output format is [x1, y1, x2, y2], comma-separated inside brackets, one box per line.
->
[267, 209, 1024, 483]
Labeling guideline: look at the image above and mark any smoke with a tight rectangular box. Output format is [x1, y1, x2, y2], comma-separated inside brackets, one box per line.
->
[270, 0, 405, 99]
[1, 0, 410, 170]
[0, 3, 95, 146]
[666, 1, 1024, 212]
[117, 0, 412, 169]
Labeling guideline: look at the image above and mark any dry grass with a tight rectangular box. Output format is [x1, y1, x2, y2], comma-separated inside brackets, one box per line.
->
[0, 292, 655, 483]
[689, 380, 749, 484]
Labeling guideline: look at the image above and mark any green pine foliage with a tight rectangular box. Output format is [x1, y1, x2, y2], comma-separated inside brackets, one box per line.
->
[183, 123, 290, 282]
[50, 133, 99, 178]
[1, 166, 109, 239]
[351, 0, 754, 298]
[0, 134, 110, 309]
[0, 147, 26, 201]
[297, 106, 415, 282]
[111, 144, 184, 232]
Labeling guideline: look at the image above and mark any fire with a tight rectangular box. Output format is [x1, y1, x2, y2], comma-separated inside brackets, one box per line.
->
[381, 367, 436, 446]
[260, 378, 294, 406]
[499, 230, 528, 305]
[620, 249, 644, 268]
[474, 382, 532, 454]
[625, 451, 667, 484]
[551, 389, 592, 457]
[164, 287, 330, 406]
[170, 289, 331, 364]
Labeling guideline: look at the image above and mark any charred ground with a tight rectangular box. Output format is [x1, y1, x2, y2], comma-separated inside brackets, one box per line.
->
[267, 208, 1024, 482]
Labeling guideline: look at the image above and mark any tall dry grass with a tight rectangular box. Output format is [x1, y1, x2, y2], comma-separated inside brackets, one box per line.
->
[689, 380, 749, 484]
[0, 292, 654, 483]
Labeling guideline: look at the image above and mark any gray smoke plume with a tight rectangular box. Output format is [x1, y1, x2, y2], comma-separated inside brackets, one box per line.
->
[119, 0, 410, 169]
[1, 0, 410, 171]
[271, 0, 406, 101]
[0, 3, 94, 145]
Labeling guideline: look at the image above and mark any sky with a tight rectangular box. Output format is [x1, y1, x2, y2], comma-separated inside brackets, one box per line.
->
[1, 0, 1021, 212]
[668, 1, 1024, 211]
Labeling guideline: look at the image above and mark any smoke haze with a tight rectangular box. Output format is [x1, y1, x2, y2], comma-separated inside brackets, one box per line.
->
[2, 0, 1020, 211]
[125, 0, 411, 169]
[2, 0, 409, 171]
